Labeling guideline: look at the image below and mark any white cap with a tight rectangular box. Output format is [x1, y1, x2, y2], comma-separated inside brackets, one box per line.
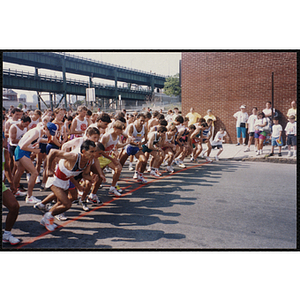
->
[240, 105, 246, 109]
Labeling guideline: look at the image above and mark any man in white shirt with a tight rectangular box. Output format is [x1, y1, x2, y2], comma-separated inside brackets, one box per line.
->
[233, 105, 248, 146]
[287, 100, 297, 121]
[285, 115, 297, 157]
[244, 107, 258, 152]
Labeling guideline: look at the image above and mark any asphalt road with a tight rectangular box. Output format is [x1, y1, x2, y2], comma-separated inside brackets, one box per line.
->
[2, 160, 297, 250]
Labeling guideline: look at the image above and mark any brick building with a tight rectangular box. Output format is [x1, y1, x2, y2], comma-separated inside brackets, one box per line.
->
[181, 52, 297, 143]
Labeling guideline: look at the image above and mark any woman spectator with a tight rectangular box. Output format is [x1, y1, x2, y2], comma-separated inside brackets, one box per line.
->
[233, 105, 249, 146]
[254, 112, 268, 155]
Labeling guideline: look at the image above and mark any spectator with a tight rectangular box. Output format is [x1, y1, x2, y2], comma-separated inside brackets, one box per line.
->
[287, 100, 297, 121]
[172, 107, 180, 121]
[22, 104, 28, 112]
[268, 116, 283, 157]
[204, 109, 217, 142]
[186, 107, 201, 126]
[254, 112, 268, 155]
[244, 107, 258, 152]
[233, 105, 248, 146]
[165, 109, 174, 123]
[285, 115, 297, 157]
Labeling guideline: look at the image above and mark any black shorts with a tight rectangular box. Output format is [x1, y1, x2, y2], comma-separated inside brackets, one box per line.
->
[249, 132, 254, 137]
[287, 134, 297, 146]
[8, 144, 16, 157]
[39, 143, 47, 154]
[212, 144, 223, 149]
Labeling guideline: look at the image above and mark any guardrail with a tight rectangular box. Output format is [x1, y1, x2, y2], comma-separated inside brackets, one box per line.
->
[3, 69, 153, 94]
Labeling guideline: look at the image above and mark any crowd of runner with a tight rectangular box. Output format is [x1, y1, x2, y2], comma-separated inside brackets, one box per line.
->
[2, 103, 296, 245]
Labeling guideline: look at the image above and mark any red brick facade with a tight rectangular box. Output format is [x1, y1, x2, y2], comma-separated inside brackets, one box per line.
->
[181, 52, 297, 143]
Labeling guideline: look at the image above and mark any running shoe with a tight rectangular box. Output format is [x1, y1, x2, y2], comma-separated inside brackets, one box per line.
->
[137, 174, 147, 184]
[244, 148, 250, 152]
[155, 170, 162, 176]
[129, 166, 134, 171]
[206, 157, 212, 162]
[35, 176, 41, 184]
[115, 184, 123, 194]
[150, 170, 160, 177]
[146, 167, 152, 173]
[55, 213, 67, 221]
[88, 193, 103, 204]
[79, 198, 89, 211]
[40, 214, 57, 231]
[133, 172, 138, 179]
[178, 162, 185, 168]
[287, 151, 292, 157]
[109, 187, 122, 196]
[161, 160, 168, 166]
[25, 195, 41, 204]
[236, 143, 240, 146]
[2, 232, 21, 246]
[173, 159, 180, 165]
[215, 156, 219, 161]
[15, 189, 27, 197]
[166, 166, 174, 173]
[34, 202, 49, 213]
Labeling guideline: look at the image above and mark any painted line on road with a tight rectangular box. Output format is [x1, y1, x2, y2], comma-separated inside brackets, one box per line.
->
[16, 161, 210, 249]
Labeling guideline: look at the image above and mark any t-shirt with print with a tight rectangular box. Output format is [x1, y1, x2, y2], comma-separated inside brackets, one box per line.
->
[271, 124, 282, 138]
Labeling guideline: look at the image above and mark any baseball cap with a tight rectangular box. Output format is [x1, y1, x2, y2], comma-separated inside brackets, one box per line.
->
[46, 122, 58, 136]
[240, 105, 246, 109]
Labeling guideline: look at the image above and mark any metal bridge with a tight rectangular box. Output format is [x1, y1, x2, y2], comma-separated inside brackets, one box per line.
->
[2, 52, 167, 109]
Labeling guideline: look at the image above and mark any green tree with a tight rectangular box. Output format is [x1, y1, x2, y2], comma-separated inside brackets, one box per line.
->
[18, 103, 23, 109]
[163, 74, 181, 97]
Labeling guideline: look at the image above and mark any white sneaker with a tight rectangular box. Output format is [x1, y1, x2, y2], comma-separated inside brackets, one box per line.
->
[115, 184, 123, 194]
[288, 151, 292, 157]
[26, 173, 31, 182]
[206, 157, 212, 162]
[161, 160, 168, 166]
[88, 193, 102, 204]
[109, 187, 122, 196]
[244, 148, 250, 152]
[215, 156, 219, 161]
[25, 195, 41, 204]
[173, 159, 180, 165]
[34, 202, 48, 213]
[150, 170, 160, 177]
[146, 167, 152, 172]
[40, 213, 57, 231]
[2, 232, 21, 245]
[133, 172, 138, 179]
[137, 174, 147, 184]
[79, 198, 89, 211]
[256, 150, 260, 156]
[129, 166, 134, 171]
[55, 213, 67, 221]
[190, 157, 195, 162]
[35, 176, 41, 184]
[15, 189, 27, 197]
[166, 166, 174, 173]
[178, 162, 185, 168]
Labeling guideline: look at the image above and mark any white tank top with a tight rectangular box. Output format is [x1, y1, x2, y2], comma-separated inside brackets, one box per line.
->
[75, 117, 88, 137]
[28, 118, 40, 130]
[6, 118, 20, 144]
[132, 124, 145, 142]
[18, 127, 42, 149]
[165, 132, 173, 144]
[101, 133, 119, 156]
[9, 123, 28, 146]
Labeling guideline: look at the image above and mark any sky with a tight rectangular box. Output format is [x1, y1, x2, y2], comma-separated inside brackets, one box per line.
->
[3, 52, 182, 102]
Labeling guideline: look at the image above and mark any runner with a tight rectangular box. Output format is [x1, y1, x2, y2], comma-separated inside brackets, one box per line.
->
[70, 105, 88, 138]
[100, 120, 132, 196]
[161, 124, 177, 173]
[13, 122, 58, 204]
[2, 148, 21, 245]
[142, 125, 167, 177]
[40, 140, 98, 231]
[119, 113, 148, 184]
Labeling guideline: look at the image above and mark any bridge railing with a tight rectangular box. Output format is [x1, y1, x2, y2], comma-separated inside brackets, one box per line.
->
[3, 68, 152, 94]
[53, 52, 168, 78]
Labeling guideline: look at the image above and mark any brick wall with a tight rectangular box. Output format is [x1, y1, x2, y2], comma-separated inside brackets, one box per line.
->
[181, 52, 297, 143]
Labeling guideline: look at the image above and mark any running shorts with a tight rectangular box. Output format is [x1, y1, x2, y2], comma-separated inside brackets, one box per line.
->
[126, 145, 140, 156]
[46, 143, 60, 155]
[14, 145, 31, 161]
[98, 156, 112, 169]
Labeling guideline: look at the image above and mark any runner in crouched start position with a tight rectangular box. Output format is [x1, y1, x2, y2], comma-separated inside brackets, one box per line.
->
[40, 140, 98, 231]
